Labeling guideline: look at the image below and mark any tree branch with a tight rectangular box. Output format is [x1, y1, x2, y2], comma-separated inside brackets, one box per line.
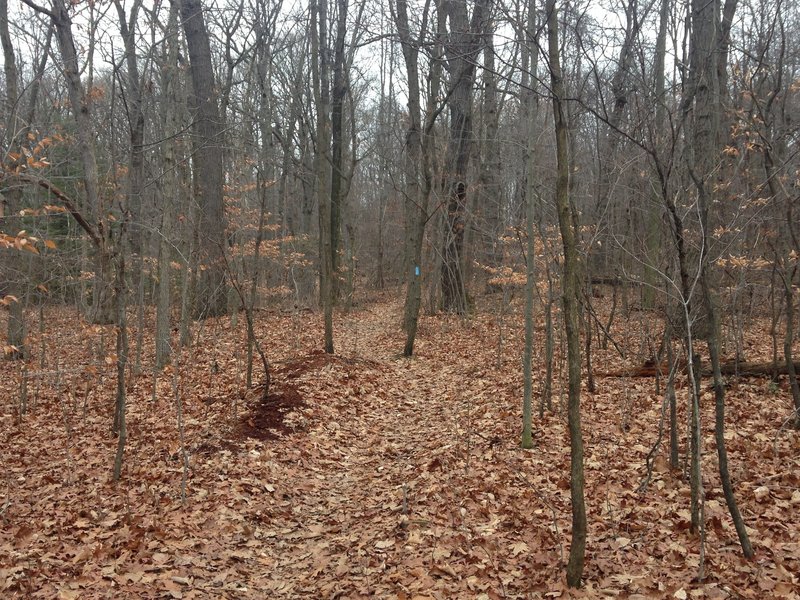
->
[3, 171, 103, 247]
[19, 0, 56, 20]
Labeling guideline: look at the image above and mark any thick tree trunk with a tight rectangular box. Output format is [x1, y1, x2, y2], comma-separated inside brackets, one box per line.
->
[178, 0, 228, 318]
[439, 0, 488, 314]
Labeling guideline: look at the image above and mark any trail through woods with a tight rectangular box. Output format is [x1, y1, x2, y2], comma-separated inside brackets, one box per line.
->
[1, 294, 799, 598]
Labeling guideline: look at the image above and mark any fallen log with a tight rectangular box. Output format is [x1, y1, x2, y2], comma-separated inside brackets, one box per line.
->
[600, 360, 800, 379]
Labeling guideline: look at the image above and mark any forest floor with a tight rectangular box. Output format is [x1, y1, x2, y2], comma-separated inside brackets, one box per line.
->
[1, 290, 799, 599]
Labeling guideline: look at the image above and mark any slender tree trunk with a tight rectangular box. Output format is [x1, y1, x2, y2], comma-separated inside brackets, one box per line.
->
[547, 0, 586, 586]
[43, 0, 113, 323]
[1, 0, 26, 359]
[113, 0, 145, 255]
[643, 0, 670, 309]
[542, 263, 555, 414]
[395, 0, 441, 356]
[112, 251, 128, 481]
[156, 1, 181, 369]
[782, 267, 800, 427]
[311, 0, 334, 353]
[477, 19, 502, 281]
[667, 342, 679, 469]
[521, 3, 539, 448]
[330, 0, 348, 298]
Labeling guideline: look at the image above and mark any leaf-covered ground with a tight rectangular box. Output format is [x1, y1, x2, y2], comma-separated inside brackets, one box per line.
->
[1, 292, 799, 599]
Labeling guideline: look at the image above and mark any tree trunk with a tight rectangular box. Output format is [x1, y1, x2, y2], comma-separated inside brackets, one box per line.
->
[782, 267, 800, 427]
[477, 18, 502, 282]
[311, 0, 334, 353]
[395, 0, 442, 356]
[156, 0, 181, 369]
[642, 0, 670, 310]
[112, 250, 129, 481]
[439, 0, 489, 313]
[687, 0, 753, 559]
[177, 0, 228, 318]
[521, 2, 540, 448]
[1, 0, 26, 359]
[46, 0, 113, 324]
[547, 0, 586, 586]
[330, 0, 348, 298]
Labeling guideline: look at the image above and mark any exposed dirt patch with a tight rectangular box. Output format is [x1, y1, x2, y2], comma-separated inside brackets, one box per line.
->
[232, 350, 384, 442]
[234, 383, 306, 441]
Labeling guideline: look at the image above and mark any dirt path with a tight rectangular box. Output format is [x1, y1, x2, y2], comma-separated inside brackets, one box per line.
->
[255, 301, 476, 597]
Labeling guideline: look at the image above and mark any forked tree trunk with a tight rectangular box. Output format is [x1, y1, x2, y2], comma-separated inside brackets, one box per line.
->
[687, 0, 753, 559]
[395, 0, 441, 356]
[439, 0, 489, 314]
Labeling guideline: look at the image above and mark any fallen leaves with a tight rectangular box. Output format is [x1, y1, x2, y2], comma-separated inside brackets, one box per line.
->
[0, 296, 798, 598]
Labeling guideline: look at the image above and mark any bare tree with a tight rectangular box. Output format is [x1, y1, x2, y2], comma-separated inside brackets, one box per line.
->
[176, 0, 228, 318]
[439, 0, 490, 313]
[546, 0, 586, 586]
[685, 0, 753, 559]
[311, 0, 335, 353]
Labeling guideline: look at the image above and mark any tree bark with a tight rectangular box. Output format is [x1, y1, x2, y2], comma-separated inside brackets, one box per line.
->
[687, 0, 753, 558]
[156, 0, 182, 369]
[477, 15, 502, 281]
[521, 2, 540, 448]
[394, 0, 441, 356]
[311, 0, 335, 353]
[439, 0, 489, 313]
[33, 0, 114, 323]
[330, 0, 348, 298]
[1, 0, 26, 359]
[177, 0, 228, 318]
[547, 0, 586, 587]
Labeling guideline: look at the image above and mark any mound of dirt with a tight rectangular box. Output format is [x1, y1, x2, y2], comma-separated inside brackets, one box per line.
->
[235, 383, 305, 441]
[234, 350, 381, 442]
